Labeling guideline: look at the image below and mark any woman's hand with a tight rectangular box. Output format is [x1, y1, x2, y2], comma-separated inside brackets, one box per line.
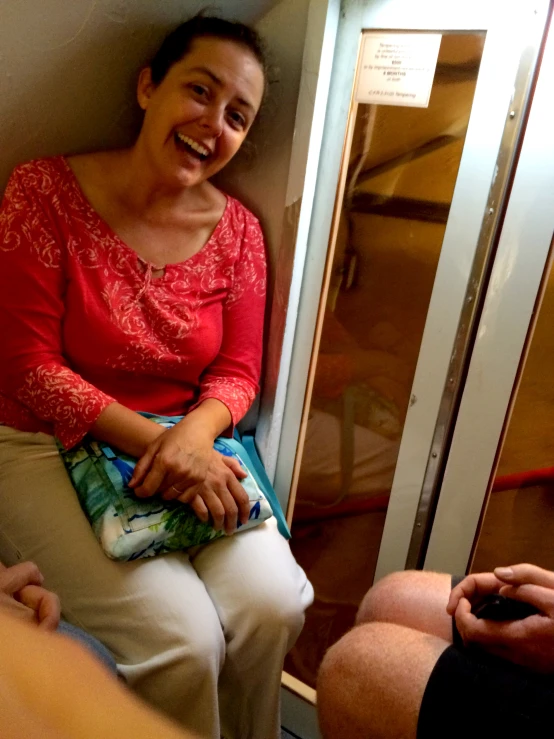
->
[129, 424, 215, 496]
[128, 422, 250, 534]
[453, 564, 554, 673]
[163, 449, 251, 534]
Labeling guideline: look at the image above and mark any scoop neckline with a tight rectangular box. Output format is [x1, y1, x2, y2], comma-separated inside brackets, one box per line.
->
[59, 155, 230, 275]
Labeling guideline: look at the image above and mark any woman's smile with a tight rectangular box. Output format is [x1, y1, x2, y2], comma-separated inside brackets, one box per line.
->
[174, 132, 211, 160]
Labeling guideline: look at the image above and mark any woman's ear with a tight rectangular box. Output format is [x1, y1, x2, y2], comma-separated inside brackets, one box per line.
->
[137, 67, 155, 111]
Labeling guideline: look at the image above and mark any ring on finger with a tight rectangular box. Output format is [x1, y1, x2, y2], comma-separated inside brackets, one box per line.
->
[171, 485, 181, 495]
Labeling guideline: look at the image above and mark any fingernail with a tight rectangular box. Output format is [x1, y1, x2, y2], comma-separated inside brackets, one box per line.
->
[495, 567, 514, 579]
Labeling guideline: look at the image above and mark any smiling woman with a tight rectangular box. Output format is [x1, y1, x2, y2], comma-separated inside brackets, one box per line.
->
[134, 35, 265, 197]
[0, 13, 313, 739]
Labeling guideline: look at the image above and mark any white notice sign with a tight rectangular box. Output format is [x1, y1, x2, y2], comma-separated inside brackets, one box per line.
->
[355, 33, 442, 108]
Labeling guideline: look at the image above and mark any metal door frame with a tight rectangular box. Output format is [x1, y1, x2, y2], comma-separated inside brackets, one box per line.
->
[425, 8, 554, 575]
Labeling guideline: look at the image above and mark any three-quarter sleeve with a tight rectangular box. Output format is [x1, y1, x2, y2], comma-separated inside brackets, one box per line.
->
[193, 209, 267, 427]
[0, 165, 115, 448]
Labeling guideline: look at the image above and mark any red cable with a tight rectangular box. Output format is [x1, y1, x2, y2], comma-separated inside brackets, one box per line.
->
[491, 466, 554, 492]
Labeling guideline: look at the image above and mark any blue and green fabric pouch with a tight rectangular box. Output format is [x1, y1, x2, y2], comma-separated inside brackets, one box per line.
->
[57, 413, 285, 561]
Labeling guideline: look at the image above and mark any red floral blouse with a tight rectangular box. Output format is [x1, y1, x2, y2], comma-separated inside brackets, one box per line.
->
[0, 157, 266, 448]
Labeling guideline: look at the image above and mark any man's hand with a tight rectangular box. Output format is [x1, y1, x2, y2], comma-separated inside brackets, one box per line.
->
[453, 564, 554, 673]
[446, 571, 504, 616]
[0, 561, 61, 631]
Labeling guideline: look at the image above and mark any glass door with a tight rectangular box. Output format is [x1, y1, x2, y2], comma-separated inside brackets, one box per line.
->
[286, 29, 486, 687]
[266, 1, 551, 734]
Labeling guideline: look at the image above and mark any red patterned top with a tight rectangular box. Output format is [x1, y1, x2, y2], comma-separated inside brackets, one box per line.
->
[0, 157, 266, 449]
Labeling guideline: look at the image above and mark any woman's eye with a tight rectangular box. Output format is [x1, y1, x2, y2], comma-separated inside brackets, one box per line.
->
[190, 84, 208, 97]
[227, 111, 246, 129]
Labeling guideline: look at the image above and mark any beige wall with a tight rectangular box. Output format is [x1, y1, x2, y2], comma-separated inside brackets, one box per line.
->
[1, 1, 198, 189]
[215, 0, 311, 269]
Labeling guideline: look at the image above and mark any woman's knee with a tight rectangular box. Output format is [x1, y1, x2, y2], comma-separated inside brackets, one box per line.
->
[231, 577, 310, 653]
[184, 620, 226, 672]
[256, 585, 308, 645]
[104, 590, 226, 680]
[119, 614, 226, 690]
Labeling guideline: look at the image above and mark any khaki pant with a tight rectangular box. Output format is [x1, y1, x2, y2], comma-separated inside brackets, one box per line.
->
[0, 426, 313, 739]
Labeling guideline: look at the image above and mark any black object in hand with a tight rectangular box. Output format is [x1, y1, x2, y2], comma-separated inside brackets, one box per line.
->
[472, 594, 540, 621]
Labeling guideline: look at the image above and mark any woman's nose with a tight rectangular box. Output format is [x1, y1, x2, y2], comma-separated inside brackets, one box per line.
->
[200, 105, 224, 136]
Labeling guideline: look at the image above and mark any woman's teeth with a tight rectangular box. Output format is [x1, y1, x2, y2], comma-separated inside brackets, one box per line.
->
[175, 132, 210, 160]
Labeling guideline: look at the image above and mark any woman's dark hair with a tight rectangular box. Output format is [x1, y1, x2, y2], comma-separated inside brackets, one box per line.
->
[150, 14, 268, 88]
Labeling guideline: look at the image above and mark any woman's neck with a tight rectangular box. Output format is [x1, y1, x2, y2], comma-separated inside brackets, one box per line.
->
[113, 145, 212, 217]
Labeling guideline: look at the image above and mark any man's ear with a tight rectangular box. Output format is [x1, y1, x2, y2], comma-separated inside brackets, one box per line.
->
[137, 67, 155, 111]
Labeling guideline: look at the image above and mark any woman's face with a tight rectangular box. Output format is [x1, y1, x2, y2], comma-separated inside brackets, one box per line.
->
[137, 37, 265, 188]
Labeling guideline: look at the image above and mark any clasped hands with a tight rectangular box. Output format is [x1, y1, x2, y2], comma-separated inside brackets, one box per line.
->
[128, 422, 250, 535]
[447, 563, 554, 673]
